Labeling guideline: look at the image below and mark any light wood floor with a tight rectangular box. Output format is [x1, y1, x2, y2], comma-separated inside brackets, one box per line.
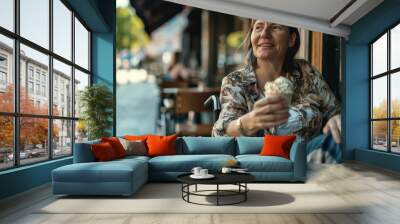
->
[1, 162, 400, 224]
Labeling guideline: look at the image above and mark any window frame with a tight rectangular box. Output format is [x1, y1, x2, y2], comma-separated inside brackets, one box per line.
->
[0, 0, 92, 171]
[370, 20, 400, 154]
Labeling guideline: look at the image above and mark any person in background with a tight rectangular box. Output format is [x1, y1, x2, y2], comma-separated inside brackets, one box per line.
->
[212, 19, 341, 163]
[166, 52, 194, 82]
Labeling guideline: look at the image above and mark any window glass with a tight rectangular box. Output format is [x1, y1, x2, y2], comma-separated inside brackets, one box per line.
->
[372, 33, 387, 76]
[74, 69, 89, 118]
[53, 119, 72, 157]
[53, 0, 72, 60]
[0, 0, 14, 31]
[372, 77, 387, 119]
[372, 121, 388, 151]
[53, 59, 72, 117]
[391, 24, 400, 70]
[391, 72, 400, 118]
[75, 120, 88, 143]
[74, 18, 89, 70]
[20, 117, 49, 165]
[391, 120, 400, 153]
[20, 0, 49, 49]
[0, 35, 14, 113]
[20, 44, 49, 115]
[0, 116, 13, 170]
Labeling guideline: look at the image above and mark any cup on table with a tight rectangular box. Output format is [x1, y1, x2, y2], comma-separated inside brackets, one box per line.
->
[221, 167, 232, 174]
[191, 167, 202, 176]
[199, 169, 208, 176]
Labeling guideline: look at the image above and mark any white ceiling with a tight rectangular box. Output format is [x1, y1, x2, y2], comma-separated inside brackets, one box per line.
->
[164, 0, 384, 38]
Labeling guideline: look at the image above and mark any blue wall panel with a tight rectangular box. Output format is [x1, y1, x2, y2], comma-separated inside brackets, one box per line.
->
[345, 0, 400, 169]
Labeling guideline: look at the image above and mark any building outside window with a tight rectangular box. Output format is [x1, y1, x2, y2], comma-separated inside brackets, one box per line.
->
[0, 0, 91, 170]
[28, 81, 34, 94]
[370, 23, 400, 154]
[28, 66, 34, 80]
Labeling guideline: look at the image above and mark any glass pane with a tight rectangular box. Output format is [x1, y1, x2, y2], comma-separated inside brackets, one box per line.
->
[391, 120, 400, 153]
[74, 17, 89, 70]
[20, 44, 49, 115]
[75, 120, 88, 143]
[20, 0, 49, 49]
[372, 121, 388, 151]
[53, 0, 72, 60]
[0, 116, 14, 170]
[391, 72, 400, 118]
[391, 24, 400, 70]
[372, 77, 387, 119]
[372, 33, 387, 76]
[74, 69, 89, 118]
[20, 117, 49, 165]
[53, 119, 72, 157]
[0, 0, 14, 31]
[0, 35, 14, 113]
[53, 59, 72, 117]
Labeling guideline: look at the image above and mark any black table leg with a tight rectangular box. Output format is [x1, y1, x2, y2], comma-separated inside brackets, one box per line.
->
[245, 183, 247, 201]
[217, 184, 219, 206]
[195, 184, 197, 192]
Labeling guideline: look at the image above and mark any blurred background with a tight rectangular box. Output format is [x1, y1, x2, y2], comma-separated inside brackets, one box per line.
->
[115, 0, 342, 137]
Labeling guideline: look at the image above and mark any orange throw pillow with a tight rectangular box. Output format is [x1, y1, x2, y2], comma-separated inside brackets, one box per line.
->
[124, 135, 149, 141]
[260, 135, 296, 159]
[146, 135, 177, 157]
[91, 142, 117, 162]
[101, 137, 127, 158]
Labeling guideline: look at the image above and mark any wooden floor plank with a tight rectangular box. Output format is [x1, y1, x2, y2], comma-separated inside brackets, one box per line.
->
[1, 162, 400, 224]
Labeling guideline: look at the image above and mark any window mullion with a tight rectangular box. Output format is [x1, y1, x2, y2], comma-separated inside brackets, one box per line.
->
[71, 11, 76, 155]
[48, 0, 53, 160]
[14, 0, 20, 167]
[388, 29, 391, 152]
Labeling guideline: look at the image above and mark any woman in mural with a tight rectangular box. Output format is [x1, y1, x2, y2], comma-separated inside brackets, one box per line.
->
[212, 19, 342, 163]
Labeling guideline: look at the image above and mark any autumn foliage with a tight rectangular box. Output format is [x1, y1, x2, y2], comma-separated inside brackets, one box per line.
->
[372, 99, 400, 141]
[0, 84, 59, 150]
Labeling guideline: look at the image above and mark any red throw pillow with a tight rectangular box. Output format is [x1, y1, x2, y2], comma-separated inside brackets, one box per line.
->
[91, 142, 117, 161]
[101, 137, 127, 158]
[260, 135, 296, 159]
[146, 135, 177, 157]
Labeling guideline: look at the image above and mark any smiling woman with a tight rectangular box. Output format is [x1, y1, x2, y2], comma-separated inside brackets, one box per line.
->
[212, 19, 342, 163]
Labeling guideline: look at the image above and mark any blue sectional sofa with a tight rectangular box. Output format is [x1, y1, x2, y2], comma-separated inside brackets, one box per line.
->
[52, 137, 306, 196]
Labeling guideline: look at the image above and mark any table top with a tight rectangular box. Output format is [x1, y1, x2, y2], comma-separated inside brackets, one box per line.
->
[162, 87, 220, 95]
[177, 172, 255, 185]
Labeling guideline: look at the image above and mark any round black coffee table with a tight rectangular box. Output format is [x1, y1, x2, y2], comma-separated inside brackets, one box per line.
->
[177, 173, 255, 206]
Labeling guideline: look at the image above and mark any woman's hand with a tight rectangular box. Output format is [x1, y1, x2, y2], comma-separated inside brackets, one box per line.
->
[323, 114, 341, 144]
[241, 94, 289, 135]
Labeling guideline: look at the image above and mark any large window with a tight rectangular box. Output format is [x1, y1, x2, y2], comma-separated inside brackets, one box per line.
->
[370, 23, 400, 153]
[0, 0, 91, 171]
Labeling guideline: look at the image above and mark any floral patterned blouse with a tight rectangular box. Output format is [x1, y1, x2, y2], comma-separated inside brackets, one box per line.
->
[212, 59, 341, 140]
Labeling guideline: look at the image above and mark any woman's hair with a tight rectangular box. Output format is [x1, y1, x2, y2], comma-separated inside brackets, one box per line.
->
[243, 19, 300, 74]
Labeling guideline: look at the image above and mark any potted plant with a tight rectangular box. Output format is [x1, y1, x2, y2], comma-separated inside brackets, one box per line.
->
[79, 84, 113, 140]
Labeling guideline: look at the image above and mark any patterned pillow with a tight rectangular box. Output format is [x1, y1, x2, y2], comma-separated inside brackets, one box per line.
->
[119, 138, 147, 156]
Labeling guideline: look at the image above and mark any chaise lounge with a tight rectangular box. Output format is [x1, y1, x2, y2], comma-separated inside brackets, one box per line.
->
[52, 137, 306, 196]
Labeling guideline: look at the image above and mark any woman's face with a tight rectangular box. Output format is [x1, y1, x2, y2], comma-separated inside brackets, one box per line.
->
[250, 20, 295, 62]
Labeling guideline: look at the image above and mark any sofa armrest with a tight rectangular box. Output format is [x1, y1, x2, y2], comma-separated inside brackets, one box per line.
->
[289, 139, 307, 181]
[73, 142, 97, 163]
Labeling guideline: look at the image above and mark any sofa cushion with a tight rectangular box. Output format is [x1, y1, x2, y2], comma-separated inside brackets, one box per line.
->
[260, 135, 296, 159]
[147, 135, 177, 157]
[91, 142, 118, 161]
[101, 137, 127, 158]
[177, 137, 235, 155]
[53, 158, 147, 183]
[148, 154, 235, 172]
[236, 137, 263, 155]
[236, 155, 293, 172]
